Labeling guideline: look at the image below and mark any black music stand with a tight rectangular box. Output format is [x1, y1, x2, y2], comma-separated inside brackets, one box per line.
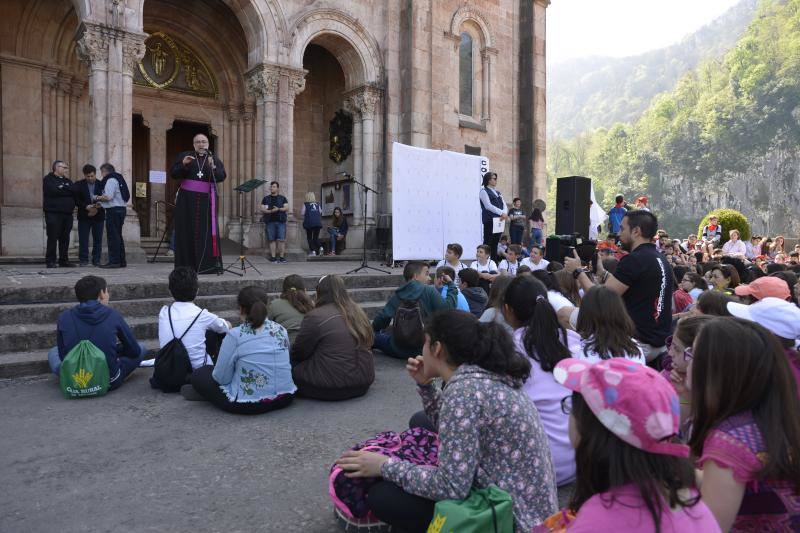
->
[346, 177, 390, 275]
[224, 178, 267, 276]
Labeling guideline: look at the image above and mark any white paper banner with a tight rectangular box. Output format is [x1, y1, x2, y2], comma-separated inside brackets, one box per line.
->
[392, 142, 486, 261]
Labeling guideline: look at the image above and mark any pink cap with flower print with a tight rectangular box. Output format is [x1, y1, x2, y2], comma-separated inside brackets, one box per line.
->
[554, 358, 689, 458]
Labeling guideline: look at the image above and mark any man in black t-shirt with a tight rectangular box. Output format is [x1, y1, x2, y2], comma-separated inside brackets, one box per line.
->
[566, 210, 673, 364]
[260, 181, 289, 263]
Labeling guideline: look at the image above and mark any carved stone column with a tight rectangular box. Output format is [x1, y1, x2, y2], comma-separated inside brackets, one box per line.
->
[352, 86, 382, 223]
[343, 96, 363, 183]
[480, 48, 497, 121]
[76, 25, 110, 170]
[277, 67, 307, 217]
[76, 23, 148, 261]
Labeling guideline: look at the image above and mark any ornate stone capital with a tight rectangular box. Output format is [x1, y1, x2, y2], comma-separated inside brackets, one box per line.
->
[245, 64, 280, 102]
[348, 85, 382, 118]
[121, 33, 147, 75]
[284, 67, 307, 101]
[342, 96, 360, 119]
[76, 25, 110, 70]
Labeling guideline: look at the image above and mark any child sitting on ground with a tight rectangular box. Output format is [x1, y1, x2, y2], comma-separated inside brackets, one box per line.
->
[457, 268, 488, 318]
[154, 267, 231, 394]
[434, 265, 470, 312]
[267, 274, 315, 345]
[548, 358, 719, 531]
[49, 275, 146, 391]
[498, 244, 522, 276]
[435, 243, 468, 285]
[688, 317, 800, 531]
[337, 310, 558, 532]
[190, 286, 296, 414]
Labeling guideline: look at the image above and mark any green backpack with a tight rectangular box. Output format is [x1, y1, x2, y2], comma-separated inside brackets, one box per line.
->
[59, 339, 110, 399]
[427, 485, 514, 533]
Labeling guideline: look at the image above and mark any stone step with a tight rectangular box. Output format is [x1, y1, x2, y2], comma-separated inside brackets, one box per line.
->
[0, 302, 387, 379]
[0, 301, 386, 355]
[0, 287, 397, 327]
[0, 273, 405, 305]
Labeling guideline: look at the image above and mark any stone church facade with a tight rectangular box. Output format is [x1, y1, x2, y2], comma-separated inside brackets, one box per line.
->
[0, 0, 548, 257]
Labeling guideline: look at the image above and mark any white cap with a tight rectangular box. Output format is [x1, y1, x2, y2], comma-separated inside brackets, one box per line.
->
[727, 297, 800, 341]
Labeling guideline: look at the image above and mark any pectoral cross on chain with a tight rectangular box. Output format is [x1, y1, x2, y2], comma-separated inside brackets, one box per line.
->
[197, 170, 204, 179]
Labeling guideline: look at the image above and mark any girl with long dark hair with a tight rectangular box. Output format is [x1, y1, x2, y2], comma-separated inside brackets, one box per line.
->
[552, 358, 718, 531]
[575, 285, 644, 364]
[326, 206, 348, 255]
[291, 275, 374, 400]
[688, 318, 800, 531]
[336, 310, 557, 532]
[503, 275, 580, 485]
[190, 286, 296, 414]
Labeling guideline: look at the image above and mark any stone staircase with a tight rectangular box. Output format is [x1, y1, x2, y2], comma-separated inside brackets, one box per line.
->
[0, 274, 403, 379]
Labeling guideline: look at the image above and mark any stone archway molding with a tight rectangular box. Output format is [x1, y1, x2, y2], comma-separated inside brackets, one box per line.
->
[447, 4, 495, 49]
[287, 8, 383, 90]
[74, 0, 288, 67]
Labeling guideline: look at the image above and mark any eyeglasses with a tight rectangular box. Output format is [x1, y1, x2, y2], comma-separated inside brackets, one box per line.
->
[560, 396, 572, 415]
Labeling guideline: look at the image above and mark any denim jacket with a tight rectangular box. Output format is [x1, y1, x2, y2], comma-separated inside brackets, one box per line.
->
[212, 321, 297, 402]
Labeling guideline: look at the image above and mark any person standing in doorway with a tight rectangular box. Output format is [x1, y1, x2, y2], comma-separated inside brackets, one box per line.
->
[74, 164, 105, 267]
[260, 181, 289, 263]
[97, 163, 128, 269]
[42, 160, 76, 268]
[170, 133, 227, 273]
[301, 191, 323, 256]
[479, 172, 508, 262]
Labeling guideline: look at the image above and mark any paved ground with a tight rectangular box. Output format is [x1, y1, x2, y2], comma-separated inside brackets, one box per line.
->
[0, 259, 402, 290]
[0, 355, 418, 533]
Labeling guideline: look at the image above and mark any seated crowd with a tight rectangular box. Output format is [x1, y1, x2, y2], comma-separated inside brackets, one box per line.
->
[49, 205, 800, 532]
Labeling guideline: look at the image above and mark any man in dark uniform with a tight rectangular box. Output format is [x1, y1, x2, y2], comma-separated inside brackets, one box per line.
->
[169, 134, 226, 273]
[42, 160, 76, 268]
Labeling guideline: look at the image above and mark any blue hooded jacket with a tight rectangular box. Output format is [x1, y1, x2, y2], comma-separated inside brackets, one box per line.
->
[56, 300, 141, 382]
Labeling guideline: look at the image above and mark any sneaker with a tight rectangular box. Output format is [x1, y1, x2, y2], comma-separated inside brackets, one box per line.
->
[308, 251, 316, 257]
[79, 262, 89, 267]
[166, 250, 174, 257]
[279, 257, 288, 263]
[46, 263, 57, 269]
[180, 384, 205, 401]
[59, 262, 78, 268]
[319, 247, 325, 256]
[269, 256, 277, 263]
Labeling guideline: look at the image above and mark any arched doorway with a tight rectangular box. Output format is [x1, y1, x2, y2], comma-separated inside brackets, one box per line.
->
[293, 44, 351, 219]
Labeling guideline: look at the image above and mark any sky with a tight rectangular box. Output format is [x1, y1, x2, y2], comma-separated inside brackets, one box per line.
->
[547, 0, 742, 65]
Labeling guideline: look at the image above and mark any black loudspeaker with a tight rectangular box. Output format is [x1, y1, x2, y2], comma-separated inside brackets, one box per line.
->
[555, 176, 592, 240]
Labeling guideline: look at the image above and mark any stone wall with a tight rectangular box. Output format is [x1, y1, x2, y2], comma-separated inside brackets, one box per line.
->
[0, 0, 548, 256]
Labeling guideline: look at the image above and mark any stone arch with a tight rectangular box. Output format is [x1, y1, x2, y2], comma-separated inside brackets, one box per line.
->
[288, 8, 382, 90]
[449, 4, 495, 49]
[141, 3, 250, 103]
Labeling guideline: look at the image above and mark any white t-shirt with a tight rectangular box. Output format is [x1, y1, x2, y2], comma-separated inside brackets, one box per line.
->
[547, 290, 574, 312]
[470, 259, 498, 273]
[520, 257, 549, 271]
[498, 259, 519, 275]
[435, 259, 468, 284]
[158, 302, 230, 369]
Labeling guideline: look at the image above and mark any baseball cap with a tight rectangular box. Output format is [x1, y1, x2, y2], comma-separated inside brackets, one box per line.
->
[553, 358, 688, 457]
[727, 297, 800, 341]
[734, 277, 791, 301]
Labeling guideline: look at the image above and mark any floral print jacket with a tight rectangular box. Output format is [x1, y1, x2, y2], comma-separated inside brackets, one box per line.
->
[212, 321, 297, 403]
[381, 364, 558, 531]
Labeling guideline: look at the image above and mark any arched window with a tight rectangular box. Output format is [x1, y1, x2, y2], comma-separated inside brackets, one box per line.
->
[459, 32, 473, 116]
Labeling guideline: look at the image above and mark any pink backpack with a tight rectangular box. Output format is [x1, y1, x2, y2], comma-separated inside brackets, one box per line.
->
[329, 427, 439, 529]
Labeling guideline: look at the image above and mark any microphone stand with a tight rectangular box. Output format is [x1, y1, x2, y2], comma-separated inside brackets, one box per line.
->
[198, 150, 225, 276]
[346, 175, 390, 275]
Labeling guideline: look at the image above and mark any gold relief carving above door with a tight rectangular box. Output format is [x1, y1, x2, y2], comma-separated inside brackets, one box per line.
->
[134, 31, 218, 98]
